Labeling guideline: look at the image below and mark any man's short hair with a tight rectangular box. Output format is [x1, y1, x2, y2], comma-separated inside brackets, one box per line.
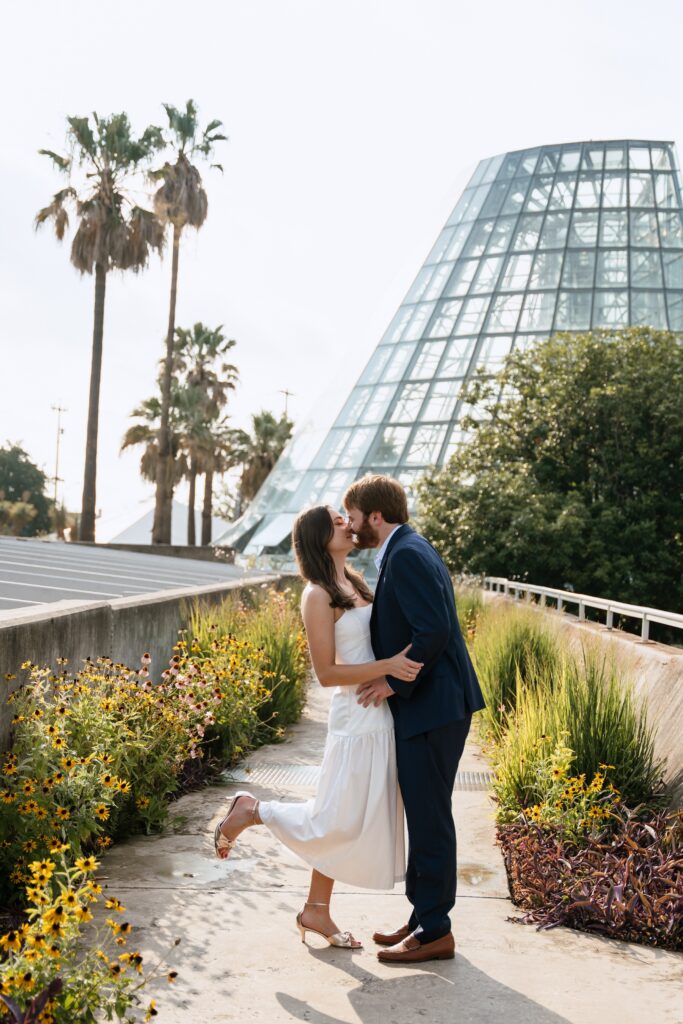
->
[343, 475, 409, 524]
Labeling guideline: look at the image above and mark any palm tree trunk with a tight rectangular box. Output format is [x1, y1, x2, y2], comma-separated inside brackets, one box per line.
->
[79, 261, 107, 542]
[187, 459, 197, 545]
[201, 468, 213, 545]
[152, 222, 181, 544]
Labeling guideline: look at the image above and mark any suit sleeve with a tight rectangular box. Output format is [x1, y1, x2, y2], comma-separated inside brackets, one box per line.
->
[385, 546, 451, 700]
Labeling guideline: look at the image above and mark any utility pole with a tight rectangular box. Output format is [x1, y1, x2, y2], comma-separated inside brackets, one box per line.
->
[51, 404, 67, 506]
[279, 389, 295, 418]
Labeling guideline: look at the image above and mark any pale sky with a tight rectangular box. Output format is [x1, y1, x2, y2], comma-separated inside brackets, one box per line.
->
[3, 0, 683, 540]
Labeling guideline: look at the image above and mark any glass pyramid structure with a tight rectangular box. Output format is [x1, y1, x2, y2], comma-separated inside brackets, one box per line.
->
[217, 139, 683, 561]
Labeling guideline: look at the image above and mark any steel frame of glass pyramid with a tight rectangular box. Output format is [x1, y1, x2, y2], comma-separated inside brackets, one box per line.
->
[216, 139, 683, 562]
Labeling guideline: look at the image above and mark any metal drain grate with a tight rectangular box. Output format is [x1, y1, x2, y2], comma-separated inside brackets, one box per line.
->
[223, 763, 493, 791]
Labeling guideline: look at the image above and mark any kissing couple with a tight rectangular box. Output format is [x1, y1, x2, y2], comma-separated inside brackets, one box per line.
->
[212, 474, 485, 963]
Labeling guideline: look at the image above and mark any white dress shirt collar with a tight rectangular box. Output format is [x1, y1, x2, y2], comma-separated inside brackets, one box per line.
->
[374, 525, 401, 573]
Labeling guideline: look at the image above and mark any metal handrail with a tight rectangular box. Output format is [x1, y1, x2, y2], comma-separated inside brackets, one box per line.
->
[483, 577, 683, 642]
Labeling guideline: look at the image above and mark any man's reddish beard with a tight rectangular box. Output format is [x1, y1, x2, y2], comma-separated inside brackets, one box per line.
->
[351, 516, 380, 550]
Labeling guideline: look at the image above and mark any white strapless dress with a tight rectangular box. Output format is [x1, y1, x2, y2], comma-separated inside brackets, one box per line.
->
[258, 604, 405, 889]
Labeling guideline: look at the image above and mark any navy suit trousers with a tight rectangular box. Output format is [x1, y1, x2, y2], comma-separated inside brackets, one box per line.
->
[396, 715, 472, 944]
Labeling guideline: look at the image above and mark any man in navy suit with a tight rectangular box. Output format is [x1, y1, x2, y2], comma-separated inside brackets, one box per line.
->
[344, 474, 485, 964]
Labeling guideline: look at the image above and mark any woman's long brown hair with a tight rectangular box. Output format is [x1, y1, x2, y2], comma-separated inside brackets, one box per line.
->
[292, 505, 373, 610]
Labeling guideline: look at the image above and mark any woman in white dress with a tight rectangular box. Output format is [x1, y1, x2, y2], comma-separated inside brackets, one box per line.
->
[212, 505, 421, 948]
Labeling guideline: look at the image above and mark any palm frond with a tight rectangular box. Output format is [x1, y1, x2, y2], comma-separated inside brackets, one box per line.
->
[37, 148, 71, 172]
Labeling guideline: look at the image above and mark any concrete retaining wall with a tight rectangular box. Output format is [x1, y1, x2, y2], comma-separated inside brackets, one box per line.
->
[0, 575, 278, 752]
[485, 594, 683, 804]
[71, 541, 235, 563]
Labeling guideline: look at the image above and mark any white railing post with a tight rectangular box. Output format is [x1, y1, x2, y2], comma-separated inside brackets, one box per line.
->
[641, 615, 650, 642]
[579, 601, 585, 622]
[606, 608, 613, 630]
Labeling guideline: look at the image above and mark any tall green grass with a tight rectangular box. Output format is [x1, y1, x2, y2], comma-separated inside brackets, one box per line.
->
[189, 583, 309, 729]
[454, 583, 484, 637]
[471, 602, 562, 741]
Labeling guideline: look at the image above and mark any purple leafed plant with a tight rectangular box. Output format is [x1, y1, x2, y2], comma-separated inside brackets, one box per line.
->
[497, 805, 683, 950]
[0, 979, 62, 1024]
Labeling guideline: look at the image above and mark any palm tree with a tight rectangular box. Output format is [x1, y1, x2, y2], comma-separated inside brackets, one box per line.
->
[199, 419, 240, 545]
[231, 411, 294, 511]
[174, 323, 238, 544]
[120, 394, 187, 520]
[36, 113, 165, 541]
[150, 101, 227, 545]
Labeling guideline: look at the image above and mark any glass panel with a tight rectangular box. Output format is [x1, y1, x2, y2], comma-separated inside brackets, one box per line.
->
[424, 261, 454, 300]
[482, 154, 504, 183]
[475, 335, 514, 370]
[480, 180, 509, 218]
[604, 144, 626, 169]
[501, 252, 533, 290]
[658, 211, 683, 247]
[602, 173, 628, 208]
[559, 148, 581, 172]
[384, 342, 417, 381]
[336, 429, 374, 468]
[538, 211, 569, 249]
[519, 151, 540, 175]
[525, 176, 553, 212]
[569, 211, 599, 245]
[629, 145, 651, 169]
[359, 384, 397, 424]
[549, 174, 577, 209]
[337, 387, 370, 426]
[596, 249, 628, 286]
[381, 306, 413, 343]
[389, 383, 430, 422]
[498, 153, 520, 178]
[654, 173, 679, 209]
[425, 228, 454, 264]
[501, 179, 530, 215]
[666, 291, 683, 329]
[440, 337, 477, 376]
[593, 291, 628, 327]
[444, 260, 478, 297]
[630, 210, 659, 247]
[421, 381, 459, 421]
[512, 214, 544, 251]
[467, 161, 487, 188]
[631, 291, 667, 328]
[582, 146, 604, 170]
[663, 251, 683, 289]
[555, 291, 592, 330]
[575, 173, 602, 209]
[444, 222, 474, 260]
[529, 250, 563, 289]
[359, 346, 392, 385]
[518, 291, 556, 331]
[471, 255, 504, 293]
[539, 149, 560, 174]
[404, 424, 448, 466]
[487, 293, 523, 332]
[446, 191, 473, 227]
[562, 249, 596, 288]
[455, 296, 488, 335]
[629, 173, 655, 208]
[652, 146, 674, 171]
[315, 429, 353, 469]
[405, 266, 434, 304]
[485, 216, 517, 254]
[429, 299, 463, 337]
[460, 220, 495, 258]
[409, 340, 447, 379]
[403, 301, 436, 340]
[630, 250, 663, 288]
[463, 184, 492, 222]
[599, 210, 628, 245]
[367, 426, 411, 466]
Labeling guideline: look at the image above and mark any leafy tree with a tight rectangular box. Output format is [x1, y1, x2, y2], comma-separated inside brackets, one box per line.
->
[150, 100, 227, 545]
[418, 328, 683, 612]
[36, 112, 165, 541]
[0, 444, 52, 536]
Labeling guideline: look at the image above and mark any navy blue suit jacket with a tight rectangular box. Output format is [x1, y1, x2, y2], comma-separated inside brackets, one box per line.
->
[370, 525, 485, 740]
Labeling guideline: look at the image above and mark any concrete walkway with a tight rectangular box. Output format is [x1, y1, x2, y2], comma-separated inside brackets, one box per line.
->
[100, 683, 683, 1024]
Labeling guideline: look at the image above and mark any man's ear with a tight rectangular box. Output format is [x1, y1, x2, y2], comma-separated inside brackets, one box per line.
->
[370, 511, 384, 527]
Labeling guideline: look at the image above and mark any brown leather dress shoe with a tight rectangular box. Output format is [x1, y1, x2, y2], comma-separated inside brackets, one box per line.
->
[377, 931, 455, 963]
[372, 924, 411, 946]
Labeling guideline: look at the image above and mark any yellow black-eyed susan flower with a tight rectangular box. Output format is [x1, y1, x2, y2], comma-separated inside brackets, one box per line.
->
[75, 855, 99, 874]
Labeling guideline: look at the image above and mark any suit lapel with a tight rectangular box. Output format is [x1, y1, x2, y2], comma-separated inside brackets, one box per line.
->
[371, 524, 413, 627]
